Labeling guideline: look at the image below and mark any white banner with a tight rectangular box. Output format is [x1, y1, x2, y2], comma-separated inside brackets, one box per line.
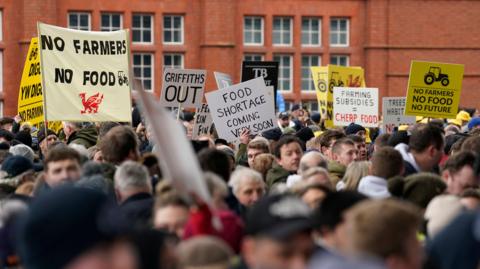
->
[205, 77, 276, 142]
[159, 68, 206, 108]
[333, 87, 379, 128]
[382, 97, 416, 132]
[214, 71, 233, 89]
[37, 22, 131, 122]
[192, 103, 214, 139]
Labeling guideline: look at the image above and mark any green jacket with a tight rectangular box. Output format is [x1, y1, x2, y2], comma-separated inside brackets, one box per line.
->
[266, 162, 291, 188]
[328, 160, 346, 187]
[67, 126, 98, 149]
[236, 143, 248, 166]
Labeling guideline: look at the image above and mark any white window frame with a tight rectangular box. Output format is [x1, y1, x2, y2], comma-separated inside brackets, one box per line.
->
[301, 55, 321, 91]
[133, 53, 154, 91]
[243, 54, 264, 62]
[163, 15, 184, 45]
[274, 54, 293, 91]
[330, 55, 350, 66]
[301, 17, 321, 47]
[101, 13, 123, 32]
[132, 14, 154, 44]
[243, 16, 264, 46]
[330, 18, 349, 47]
[273, 17, 293, 46]
[163, 53, 184, 69]
[68, 12, 91, 31]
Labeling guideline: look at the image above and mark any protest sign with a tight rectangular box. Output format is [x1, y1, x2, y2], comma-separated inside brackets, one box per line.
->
[311, 65, 366, 127]
[241, 61, 278, 106]
[192, 103, 214, 139]
[37, 23, 131, 122]
[206, 77, 276, 142]
[382, 97, 415, 133]
[214, 71, 233, 89]
[159, 68, 206, 109]
[405, 61, 464, 119]
[333, 87, 379, 128]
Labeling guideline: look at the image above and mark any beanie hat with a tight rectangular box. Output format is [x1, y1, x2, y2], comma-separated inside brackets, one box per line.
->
[14, 130, 32, 148]
[9, 144, 35, 162]
[345, 123, 365, 135]
[389, 173, 446, 209]
[468, 117, 480, 130]
[1, 156, 34, 178]
[261, 128, 283, 141]
[295, 127, 315, 145]
[310, 112, 321, 124]
[36, 129, 56, 144]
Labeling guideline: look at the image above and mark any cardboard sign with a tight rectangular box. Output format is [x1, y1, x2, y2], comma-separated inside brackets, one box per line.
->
[333, 87, 379, 128]
[214, 72, 233, 89]
[311, 65, 366, 127]
[192, 103, 213, 139]
[241, 61, 278, 106]
[405, 61, 464, 119]
[160, 68, 206, 108]
[382, 97, 415, 132]
[206, 77, 276, 142]
[37, 23, 132, 122]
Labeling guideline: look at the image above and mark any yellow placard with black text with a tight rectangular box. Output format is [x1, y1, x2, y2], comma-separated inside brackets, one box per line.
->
[405, 61, 464, 119]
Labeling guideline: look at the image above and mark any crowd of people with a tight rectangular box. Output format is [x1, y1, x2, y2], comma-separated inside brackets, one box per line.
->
[0, 103, 480, 269]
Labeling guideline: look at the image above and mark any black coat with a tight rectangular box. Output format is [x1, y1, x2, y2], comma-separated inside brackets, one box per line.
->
[120, 192, 154, 228]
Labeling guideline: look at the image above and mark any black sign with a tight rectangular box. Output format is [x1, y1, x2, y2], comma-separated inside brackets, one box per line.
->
[241, 61, 279, 107]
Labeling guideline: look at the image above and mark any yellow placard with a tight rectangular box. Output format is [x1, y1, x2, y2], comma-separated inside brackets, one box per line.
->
[311, 65, 366, 127]
[405, 61, 464, 119]
[18, 37, 62, 132]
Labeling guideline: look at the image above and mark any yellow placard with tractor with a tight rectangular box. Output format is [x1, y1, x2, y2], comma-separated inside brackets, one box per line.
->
[405, 61, 464, 119]
[311, 65, 366, 127]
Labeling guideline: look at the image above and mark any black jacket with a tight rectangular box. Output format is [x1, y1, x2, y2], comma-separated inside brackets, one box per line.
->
[120, 192, 154, 228]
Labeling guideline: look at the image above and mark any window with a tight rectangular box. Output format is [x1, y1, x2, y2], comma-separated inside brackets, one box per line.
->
[133, 53, 154, 91]
[273, 17, 292, 46]
[244, 16, 263, 45]
[274, 55, 292, 91]
[284, 101, 292, 111]
[68, 12, 90, 31]
[330, 18, 349, 46]
[301, 55, 321, 91]
[303, 101, 319, 112]
[163, 15, 184, 44]
[330, 55, 349, 66]
[302, 17, 321, 46]
[101, 13, 122, 31]
[244, 54, 264, 62]
[132, 14, 153, 43]
[164, 54, 184, 69]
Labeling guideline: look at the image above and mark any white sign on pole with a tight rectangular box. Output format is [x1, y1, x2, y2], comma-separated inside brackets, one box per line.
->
[159, 68, 206, 108]
[382, 97, 416, 132]
[37, 22, 132, 122]
[205, 77, 276, 142]
[192, 103, 214, 139]
[333, 87, 379, 128]
[214, 72, 233, 89]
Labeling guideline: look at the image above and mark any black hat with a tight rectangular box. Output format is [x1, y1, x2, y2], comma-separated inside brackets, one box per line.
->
[14, 130, 32, 148]
[36, 129, 56, 144]
[278, 111, 290, 120]
[0, 129, 14, 142]
[295, 127, 315, 145]
[261, 127, 283, 141]
[245, 194, 312, 240]
[311, 112, 321, 124]
[16, 186, 113, 269]
[345, 123, 366, 135]
[291, 104, 301, 112]
[1, 155, 34, 178]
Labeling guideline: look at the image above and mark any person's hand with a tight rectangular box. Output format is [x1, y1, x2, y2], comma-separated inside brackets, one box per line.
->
[14, 114, 22, 123]
[239, 128, 251, 145]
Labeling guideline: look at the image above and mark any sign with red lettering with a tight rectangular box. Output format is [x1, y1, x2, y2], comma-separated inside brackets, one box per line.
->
[333, 87, 379, 128]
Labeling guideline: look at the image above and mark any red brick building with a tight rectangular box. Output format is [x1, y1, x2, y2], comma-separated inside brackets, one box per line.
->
[1, 0, 479, 116]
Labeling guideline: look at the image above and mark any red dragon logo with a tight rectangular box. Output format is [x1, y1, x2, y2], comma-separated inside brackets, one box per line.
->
[79, 92, 104, 114]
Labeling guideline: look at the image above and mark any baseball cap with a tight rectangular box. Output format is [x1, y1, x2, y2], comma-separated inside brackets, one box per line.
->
[245, 194, 312, 240]
[278, 111, 290, 120]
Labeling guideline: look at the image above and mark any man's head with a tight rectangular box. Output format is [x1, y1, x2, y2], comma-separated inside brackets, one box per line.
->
[319, 130, 345, 160]
[99, 126, 140, 165]
[273, 136, 304, 172]
[44, 145, 82, 187]
[347, 135, 367, 161]
[409, 124, 444, 172]
[370, 147, 404, 179]
[345, 123, 366, 139]
[114, 161, 152, 203]
[0, 117, 14, 132]
[278, 112, 290, 128]
[301, 167, 331, 189]
[153, 194, 190, 238]
[229, 168, 265, 207]
[243, 194, 314, 269]
[331, 138, 358, 167]
[0, 129, 14, 144]
[62, 121, 82, 139]
[247, 139, 270, 168]
[441, 151, 478, 195]
[346, 199, 422, 269]
[298, 151, 328, 175]
[37, 129, 58, 156]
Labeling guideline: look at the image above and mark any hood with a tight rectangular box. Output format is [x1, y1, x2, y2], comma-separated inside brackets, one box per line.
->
[358, 175, 391, 199]
[394, 143, 420, 172]
[68, 127, 98, 147]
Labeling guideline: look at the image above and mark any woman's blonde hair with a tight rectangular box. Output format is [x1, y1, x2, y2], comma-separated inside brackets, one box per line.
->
[343, 161, 370, 191]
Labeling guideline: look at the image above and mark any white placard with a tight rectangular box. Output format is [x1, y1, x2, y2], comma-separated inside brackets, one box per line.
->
[205, 77, 276, 142]
[159, 68, 206, 108]
[214, 71, 233, 89]
[333, 87, 379, 128]
[382, 97, 416, 132]
[192, 103, 214, 139]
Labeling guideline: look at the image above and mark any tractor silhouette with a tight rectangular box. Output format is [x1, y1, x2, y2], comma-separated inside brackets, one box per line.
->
[424, 67, 449, 86]
[317, 74, 328, 93]
[118, 71, 129, 86]
[329, 72, 344, 93]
